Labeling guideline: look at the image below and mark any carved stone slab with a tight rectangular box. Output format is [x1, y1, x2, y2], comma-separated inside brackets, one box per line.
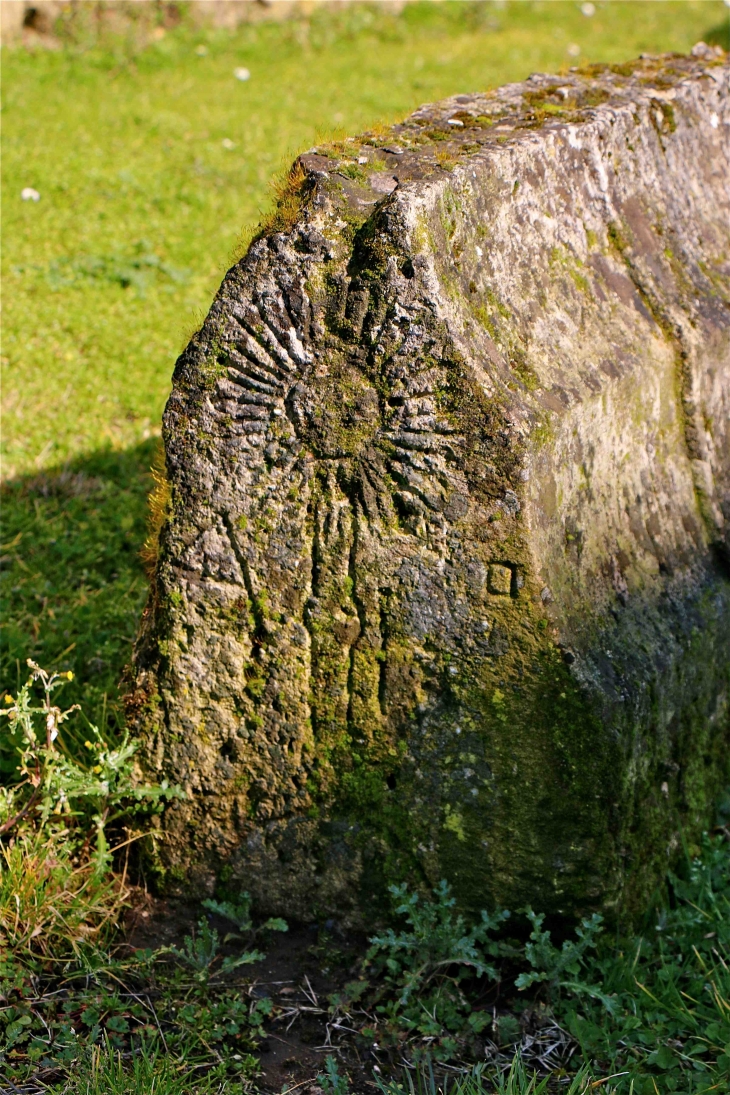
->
[129, 49, 730, 922]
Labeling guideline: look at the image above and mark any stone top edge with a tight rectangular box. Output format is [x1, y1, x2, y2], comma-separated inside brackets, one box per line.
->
[261, 48, 728, 227]
[406, 45, 727, 128]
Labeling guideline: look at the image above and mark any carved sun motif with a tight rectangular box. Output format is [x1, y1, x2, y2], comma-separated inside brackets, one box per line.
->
[208, 277, 481, 535]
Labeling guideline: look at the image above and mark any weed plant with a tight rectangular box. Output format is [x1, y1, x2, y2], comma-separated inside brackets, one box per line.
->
[0, 665, 284, 1090]
[202, 892, 288, 941]
[328, 836, 730, 1091]
[0, 662, 177, 967]
[357, 881, 512, 1059]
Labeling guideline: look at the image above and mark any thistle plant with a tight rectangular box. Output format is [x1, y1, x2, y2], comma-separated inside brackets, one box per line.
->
[0, 661, 181, 964]
[1, 659, 178, 872]
[168, 917, 265, 986]
[202, 891, 288, 941]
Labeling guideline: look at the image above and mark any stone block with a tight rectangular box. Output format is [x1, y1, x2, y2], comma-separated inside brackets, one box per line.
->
[129, 50, 730, 923]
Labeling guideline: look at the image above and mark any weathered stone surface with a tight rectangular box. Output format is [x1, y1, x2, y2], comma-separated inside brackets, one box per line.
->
[129, 49, 730, 923]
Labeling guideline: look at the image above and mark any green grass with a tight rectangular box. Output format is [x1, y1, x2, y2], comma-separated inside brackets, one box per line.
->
[50, 1041, 250, 1095]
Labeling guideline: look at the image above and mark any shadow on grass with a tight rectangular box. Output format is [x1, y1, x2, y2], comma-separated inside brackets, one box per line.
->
[0, 439, 158, 748]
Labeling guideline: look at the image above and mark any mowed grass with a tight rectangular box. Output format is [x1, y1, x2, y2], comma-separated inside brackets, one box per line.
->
[2, 0, 729, 729]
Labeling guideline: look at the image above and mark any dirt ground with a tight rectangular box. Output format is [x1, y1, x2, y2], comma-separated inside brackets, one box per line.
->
[124, 890, 580, 1091]
[125, 893, 387, 1091]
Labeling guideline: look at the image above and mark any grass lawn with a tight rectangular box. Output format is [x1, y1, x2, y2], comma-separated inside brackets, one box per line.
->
[1, 0, 728, 727]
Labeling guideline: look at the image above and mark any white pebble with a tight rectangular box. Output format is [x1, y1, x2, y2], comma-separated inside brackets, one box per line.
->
[222, 138, 236, 149]
[234, 67, 250, 82]
[21, 187, 40, 202]
[581, 2, 595, 14]
[567, 43, 581, 57]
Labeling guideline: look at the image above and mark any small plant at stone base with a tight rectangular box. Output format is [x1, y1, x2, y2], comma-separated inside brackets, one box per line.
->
[202, 890, 288, 942]
[167, 916, 264, 987]
[341, 880, 511, 1062]
[515, 908, 610, 1008]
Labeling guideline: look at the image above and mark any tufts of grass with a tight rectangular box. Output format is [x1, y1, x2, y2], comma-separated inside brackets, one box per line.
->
[140, 442, 172, 580]
[557, 827, 730, 1093]
[246, 158, 310, 250]
[320, 1052, 598, 1095]
[0, 826, 126, 968]
[0, 663, 178, 969]
[55, 1037, 242, 1095]
[434, 148, 458, 172]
